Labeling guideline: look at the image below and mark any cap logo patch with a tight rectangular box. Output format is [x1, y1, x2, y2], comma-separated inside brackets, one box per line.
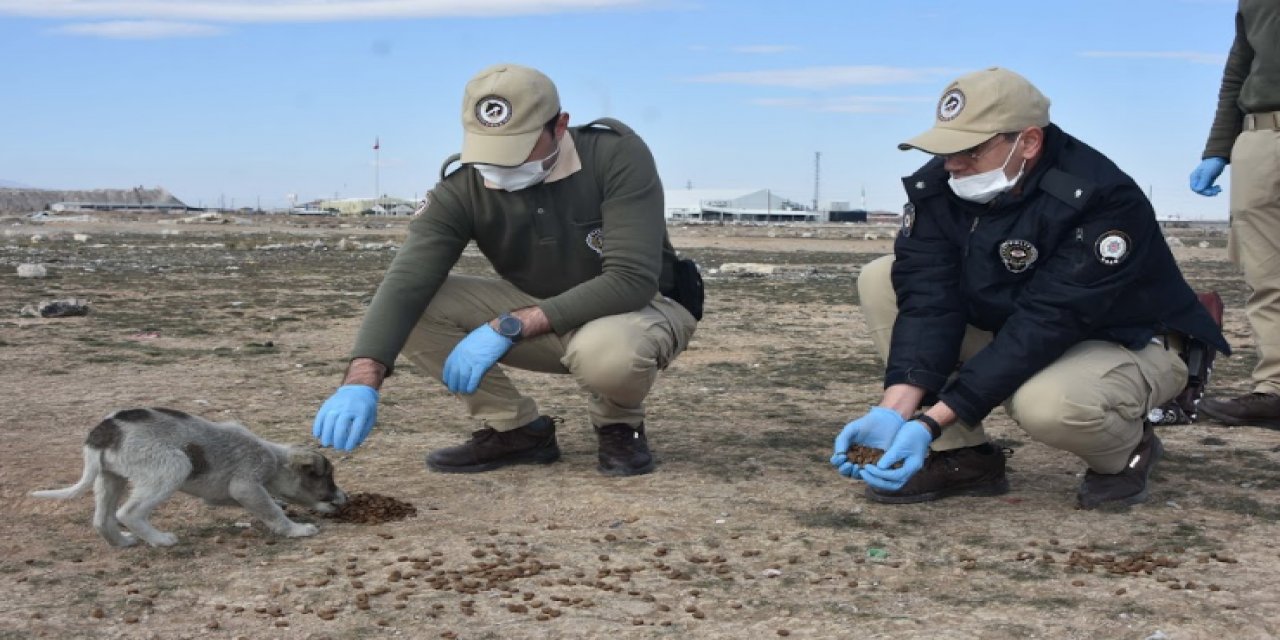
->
[998, 239, 1038, 273]
[585, 228, 604, 256]
[901, 203, 916, 237]
[1095, 230, 1131, 266]
[937, 89, 965, 122]
[475, 96, 512, 128]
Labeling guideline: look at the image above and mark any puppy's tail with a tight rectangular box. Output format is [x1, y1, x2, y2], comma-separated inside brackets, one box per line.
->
[31, 447, 100, 500]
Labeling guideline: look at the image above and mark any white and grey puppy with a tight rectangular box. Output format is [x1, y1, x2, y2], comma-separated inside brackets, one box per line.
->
[32, 407, 347, 547]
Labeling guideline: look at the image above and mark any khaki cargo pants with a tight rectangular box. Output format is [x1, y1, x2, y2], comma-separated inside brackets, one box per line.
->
[401, 275, 697, 431]
[1229, 125, 1280, 395]
[858, 255, 1187, 474]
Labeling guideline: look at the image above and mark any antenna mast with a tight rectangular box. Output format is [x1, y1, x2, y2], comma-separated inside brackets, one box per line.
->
[813, 151, 821, 211]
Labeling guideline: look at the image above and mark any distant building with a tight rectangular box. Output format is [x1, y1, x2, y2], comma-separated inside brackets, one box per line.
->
[664, 189, 818, 222]
[315, 197, 416, 216]
[0, 186, 187, 214]
[866, 211, 902, 224]
[50, 201, 191, 213]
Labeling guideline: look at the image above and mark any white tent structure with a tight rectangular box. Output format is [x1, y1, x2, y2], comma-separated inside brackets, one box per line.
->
[663, 189, 818, 222]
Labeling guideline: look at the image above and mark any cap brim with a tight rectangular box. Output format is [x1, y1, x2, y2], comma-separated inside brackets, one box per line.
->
[461, 128, 543, 166]
[897, 127, 996, 155]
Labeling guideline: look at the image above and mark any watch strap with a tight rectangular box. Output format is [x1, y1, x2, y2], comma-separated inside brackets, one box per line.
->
[912, 413, 943, 441]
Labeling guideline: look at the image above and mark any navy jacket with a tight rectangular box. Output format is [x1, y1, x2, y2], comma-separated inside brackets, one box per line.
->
[887, 125, 1230, 426]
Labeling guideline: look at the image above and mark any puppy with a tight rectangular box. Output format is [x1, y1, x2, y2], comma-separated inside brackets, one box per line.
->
[32, 408, 347, 547]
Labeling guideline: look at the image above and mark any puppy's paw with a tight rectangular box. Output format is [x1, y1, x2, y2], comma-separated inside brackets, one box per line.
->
[146, 532, 179, 547]
[111, 532, 140, 548]
[310, 502, 338, 514]
[284, 523, 320, 538]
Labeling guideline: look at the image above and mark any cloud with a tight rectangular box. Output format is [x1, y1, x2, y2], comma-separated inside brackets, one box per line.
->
[1078, 50, 1227, 65]
[0, 0, 653, 22]
[51, 19, 225, 38]
[686, 65, 957, 90]
[729, 44, 796, 55]
[751, 95, 931, 114]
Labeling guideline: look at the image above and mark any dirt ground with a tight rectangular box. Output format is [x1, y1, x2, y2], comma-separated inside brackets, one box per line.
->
[1, 214, 1277, 640]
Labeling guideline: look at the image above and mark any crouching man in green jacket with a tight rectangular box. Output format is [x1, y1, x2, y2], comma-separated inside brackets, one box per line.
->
[311, 63, 700, 476]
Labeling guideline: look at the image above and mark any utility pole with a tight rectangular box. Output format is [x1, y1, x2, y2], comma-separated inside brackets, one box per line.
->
[813, 151, 821, 212]
[374, 137, 381, 208]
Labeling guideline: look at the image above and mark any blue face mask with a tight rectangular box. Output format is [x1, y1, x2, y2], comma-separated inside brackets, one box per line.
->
[475, 144, 560, 192]
[948, 132, 1025, 204]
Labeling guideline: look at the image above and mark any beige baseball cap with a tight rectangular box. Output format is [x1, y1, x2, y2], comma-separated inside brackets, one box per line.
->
[460, 63, 561, 166]
[898, 67, 1050, 155]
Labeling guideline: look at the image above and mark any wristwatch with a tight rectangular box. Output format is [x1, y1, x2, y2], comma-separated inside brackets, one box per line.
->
[495, 313, 524, 343]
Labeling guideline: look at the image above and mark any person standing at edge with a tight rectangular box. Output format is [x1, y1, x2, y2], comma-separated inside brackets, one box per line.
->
[1189, 0, 1280, 429]
[311, 63, 700, 476]
[832, 68, 1229, 508]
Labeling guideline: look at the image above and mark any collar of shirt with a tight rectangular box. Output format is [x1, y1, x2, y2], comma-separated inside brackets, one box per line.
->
[481, 131, 582, 190]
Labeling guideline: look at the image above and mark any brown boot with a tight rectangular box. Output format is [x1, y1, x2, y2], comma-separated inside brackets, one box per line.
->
[864, 443, 1010, 504]
[426, 416, 561, 473]
[1197, 392, 1280, 429]
[594, 423, 655, 476]
[1077, 423, 1163, 510]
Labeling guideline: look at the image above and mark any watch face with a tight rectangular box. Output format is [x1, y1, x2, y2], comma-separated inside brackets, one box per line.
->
[498, 315, 522, 338]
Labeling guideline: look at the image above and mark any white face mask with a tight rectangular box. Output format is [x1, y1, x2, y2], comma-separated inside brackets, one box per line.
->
[475, 144, 560, 192]
[947, 133, 1026, 204]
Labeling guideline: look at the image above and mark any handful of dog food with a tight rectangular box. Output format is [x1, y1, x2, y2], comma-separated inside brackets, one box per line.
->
[846, 445, 904, 469]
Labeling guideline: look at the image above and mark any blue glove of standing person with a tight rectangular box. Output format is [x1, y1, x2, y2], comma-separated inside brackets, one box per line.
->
[831, 407, 905, 478]
[312, 384, 379, 451]
[858, 420, 933, 491]
[442, 324, 513, 395]
[1189, 157, 1227, 196]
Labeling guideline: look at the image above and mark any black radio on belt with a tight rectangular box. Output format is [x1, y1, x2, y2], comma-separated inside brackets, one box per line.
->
[667, 257, 704, 321]
[1148, 291, 1224, 425]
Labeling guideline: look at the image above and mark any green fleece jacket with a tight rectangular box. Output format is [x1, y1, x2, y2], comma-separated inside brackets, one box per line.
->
[351, 119, 677, 371]
[1204, 0, 1280, 159]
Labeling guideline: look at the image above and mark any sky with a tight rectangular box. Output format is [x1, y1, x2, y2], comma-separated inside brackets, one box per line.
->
[0, 0, 1242, 218]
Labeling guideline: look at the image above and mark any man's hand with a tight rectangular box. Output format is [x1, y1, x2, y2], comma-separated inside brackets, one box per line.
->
[312, 384, 379, 451]
[442, 324, 513, 394]
[1190, 157, 1227, 196]
[858, 420, 932, 491]
[830, 407, 905, 478]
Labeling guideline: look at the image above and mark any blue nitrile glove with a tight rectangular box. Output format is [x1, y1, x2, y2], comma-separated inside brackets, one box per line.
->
[442, 323, 513, 395]
[1189, 157, 1227, 196]
[312, 384, 379, 451]
[830, 407, 906, 478]
[858, 420, 933, 491]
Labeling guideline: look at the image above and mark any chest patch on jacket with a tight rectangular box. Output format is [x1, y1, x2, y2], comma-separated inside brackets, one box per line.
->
[998, 239, 1038, 273]
[1095, 230, 1131, 266]
[585, 228, 604, 256]
[901, 203, 916, 237]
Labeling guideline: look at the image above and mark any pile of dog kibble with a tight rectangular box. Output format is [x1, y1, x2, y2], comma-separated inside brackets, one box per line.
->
[330, 493, 417, 524]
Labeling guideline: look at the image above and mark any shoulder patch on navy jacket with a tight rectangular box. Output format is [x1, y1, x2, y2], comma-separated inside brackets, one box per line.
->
[439, 153, 462, 181]
[580, 117, 635, 136]
[1039, 168, 1094, 212]
[902, 158, 948, 200]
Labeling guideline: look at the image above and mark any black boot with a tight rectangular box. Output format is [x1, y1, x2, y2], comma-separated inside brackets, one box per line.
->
[1077, 422, 1163, 509]
[426, 416, 561, 473]
[864, 443, 1010, 504]
[594, 422, 655, 476]
[1198, 392, 1280, 429]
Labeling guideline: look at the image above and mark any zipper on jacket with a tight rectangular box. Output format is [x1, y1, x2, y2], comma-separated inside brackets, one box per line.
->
[965, 215, 980, 257]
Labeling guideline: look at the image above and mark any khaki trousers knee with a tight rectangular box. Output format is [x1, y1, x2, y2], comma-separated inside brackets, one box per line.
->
[857, 254, 1187, 472]
[1229, 129, 1280, 395]
[400, 275, 697, 431]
